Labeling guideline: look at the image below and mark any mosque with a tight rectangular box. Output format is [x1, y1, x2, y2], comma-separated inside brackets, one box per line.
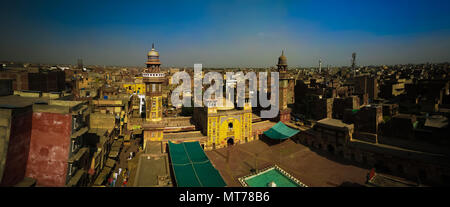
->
[136, 44, 292, 151]
[193, 98, 253, 150]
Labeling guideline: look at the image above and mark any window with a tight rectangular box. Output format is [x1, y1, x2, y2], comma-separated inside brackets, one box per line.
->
[73, 117, 78, 130]
[68, 163, 73, 176]
[71, 140, 76, 153]
[228, 122, 233, 130]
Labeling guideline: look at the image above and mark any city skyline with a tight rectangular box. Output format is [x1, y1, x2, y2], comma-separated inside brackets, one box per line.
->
[1, 1, 450, 189]
[1, 0, 450, 67]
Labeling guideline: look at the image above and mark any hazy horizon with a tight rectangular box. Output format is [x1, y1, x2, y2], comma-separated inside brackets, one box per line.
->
[1, 0, 450, 68]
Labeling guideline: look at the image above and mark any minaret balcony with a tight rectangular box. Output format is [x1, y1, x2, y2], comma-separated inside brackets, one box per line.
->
[142, 73, 165, 78]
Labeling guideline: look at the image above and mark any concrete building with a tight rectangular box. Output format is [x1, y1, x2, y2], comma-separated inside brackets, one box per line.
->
[0, 80, 13, 96]
[0, 94, 91, 187]
[333, 96, 360, 119]
[354, 75, 378, 102]
[0, 97, 33, 186]
[0, 69, 29, 91]
[380, 78, 406, 99]
[28, 69, 65, 92]
[26, 100, 90, 186]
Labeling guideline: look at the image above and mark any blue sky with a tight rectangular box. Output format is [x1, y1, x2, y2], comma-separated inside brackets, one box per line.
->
[1, 0, 450, 67]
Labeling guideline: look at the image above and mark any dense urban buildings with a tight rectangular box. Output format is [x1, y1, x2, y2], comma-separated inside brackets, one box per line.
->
[1, 44, 449, 187]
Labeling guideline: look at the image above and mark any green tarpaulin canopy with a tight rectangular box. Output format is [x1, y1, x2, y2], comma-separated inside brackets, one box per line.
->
[263, 121, 299, 140]
[168, 141, 226, 187]
[352, 109, 360, 114]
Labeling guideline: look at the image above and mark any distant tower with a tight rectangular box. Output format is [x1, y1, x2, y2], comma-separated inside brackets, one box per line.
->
[277, 50, 288, 72]
[77, 59, 83, 70]
[319, 58, 322, 73]
[142, 43, 165, 149]
[352, 52, 356, 75]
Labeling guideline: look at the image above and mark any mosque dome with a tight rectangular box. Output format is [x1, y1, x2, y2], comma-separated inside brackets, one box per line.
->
[277, 50, 287, 66]
[148, 43, 160, 57]
[148, 49, 159, 57]
[146, 43, 161, 68]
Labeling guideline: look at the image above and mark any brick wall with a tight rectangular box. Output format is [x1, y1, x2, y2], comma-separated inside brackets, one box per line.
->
[26, 112, 72, 186]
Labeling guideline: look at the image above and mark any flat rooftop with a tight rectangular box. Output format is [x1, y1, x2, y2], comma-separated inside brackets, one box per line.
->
[145, 141, 163, 154]
[163, 131, 207, 141]
[317, 118, 353, 128]
[0, 95, 47, 108]
[252, 121, 276, 131]
[0, 95, 86, 114]
[367, 173, 418, 187]
[133, 154, 171, 187]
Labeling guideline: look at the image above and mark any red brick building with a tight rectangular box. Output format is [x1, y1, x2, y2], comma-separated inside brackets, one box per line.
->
[25, 101, 90, 186]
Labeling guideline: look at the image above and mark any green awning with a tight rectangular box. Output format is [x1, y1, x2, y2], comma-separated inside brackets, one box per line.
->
[263, 121, 299, 140]
[352, 109, 360, 114]
[168, 141, 226, 187]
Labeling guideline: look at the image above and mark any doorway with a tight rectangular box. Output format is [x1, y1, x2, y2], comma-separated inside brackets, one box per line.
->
[227, 138, 234, 147]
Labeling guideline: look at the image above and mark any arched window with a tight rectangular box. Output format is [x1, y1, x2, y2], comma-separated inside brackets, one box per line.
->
[228, 122, 233, 130]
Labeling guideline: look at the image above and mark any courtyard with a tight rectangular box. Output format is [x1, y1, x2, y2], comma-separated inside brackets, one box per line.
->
[205, 139, 370, 187]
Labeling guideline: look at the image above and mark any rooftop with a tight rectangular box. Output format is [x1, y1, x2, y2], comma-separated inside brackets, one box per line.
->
[367, 173, 418, 187]
[316, 118, 353, 129]
[0, 95, 46, 109]
[424, 115, 448, 128]
[133, 154, 171, 187]
[169, 141, 226, 187]
[145, 141, 164, 154]
[163, 131, 207, 141]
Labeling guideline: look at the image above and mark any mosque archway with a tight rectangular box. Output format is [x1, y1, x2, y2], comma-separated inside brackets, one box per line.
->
[227, 138, 234, 146]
